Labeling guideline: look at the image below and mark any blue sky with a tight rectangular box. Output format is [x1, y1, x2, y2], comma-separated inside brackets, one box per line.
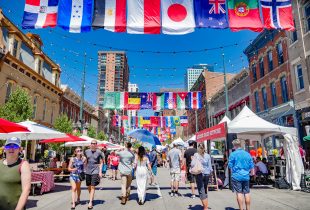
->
[1, 0, 258, 106]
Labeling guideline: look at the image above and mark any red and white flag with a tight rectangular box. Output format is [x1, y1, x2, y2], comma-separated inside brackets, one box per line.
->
[127, 0, 161, 34]
[92, 0, 126, 32]
[161, 0, 195, 34]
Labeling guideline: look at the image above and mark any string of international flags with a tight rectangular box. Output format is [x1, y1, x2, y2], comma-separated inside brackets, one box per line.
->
[22, 0, 295, 34]
[103, 91, 203, 110]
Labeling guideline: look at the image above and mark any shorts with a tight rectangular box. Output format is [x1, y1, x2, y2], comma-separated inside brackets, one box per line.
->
[170, 168, 181, 181]
[70, 174, 81, 183]
[86, 174, 100, 187]
[186, 168, 195, 183]
[111, 165, 118, 170]
[152, 165, 157, 176]
[232, 178, 250, 194]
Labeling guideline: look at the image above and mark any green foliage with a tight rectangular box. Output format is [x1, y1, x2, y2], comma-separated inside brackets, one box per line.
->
[54, 115, 73, 134]
[87, 125, 97, 138]
[97, 131, 107, 141]
[0, 87, 33, 122]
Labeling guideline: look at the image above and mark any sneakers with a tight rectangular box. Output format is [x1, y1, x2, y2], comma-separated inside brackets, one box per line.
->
[191, 194, 196, 199]
[174, 192, 182, 197]
[170, 191, 175, 197]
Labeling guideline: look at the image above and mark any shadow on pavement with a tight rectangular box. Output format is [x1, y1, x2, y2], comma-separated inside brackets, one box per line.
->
[225, 207, 238, 210]
[78, 200, 105, 206]
[26, 199, 39, 208]
[187, 204, 203, 209]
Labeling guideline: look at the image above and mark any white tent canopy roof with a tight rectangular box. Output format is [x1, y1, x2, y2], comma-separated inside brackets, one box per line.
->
[228, 106, 297, 140]
[219, 115, 231, 124]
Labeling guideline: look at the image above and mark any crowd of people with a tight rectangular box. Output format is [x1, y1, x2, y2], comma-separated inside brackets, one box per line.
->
[0, 137, 259, 210]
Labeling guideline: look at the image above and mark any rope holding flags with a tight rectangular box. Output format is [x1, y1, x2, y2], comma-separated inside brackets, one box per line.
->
[103, 92, 203, 110]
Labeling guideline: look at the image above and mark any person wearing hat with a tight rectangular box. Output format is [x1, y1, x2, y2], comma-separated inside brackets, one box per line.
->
[0, 137, 31, 210]
[149, 145, 158, 186]
[228, 139, 254, 210]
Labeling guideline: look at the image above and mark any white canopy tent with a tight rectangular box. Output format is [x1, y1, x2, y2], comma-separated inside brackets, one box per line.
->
[227, 106, 302, 190]
[64, 135, 122, 149]
[170, 137, 185, 147]
[219, 115, 231, 124]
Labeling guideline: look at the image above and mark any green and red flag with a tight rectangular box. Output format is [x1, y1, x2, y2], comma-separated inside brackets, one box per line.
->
[227, 0, 263, 32]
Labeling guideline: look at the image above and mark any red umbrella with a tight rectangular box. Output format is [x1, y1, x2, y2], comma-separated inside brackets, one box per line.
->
[0, 118, 30, 133]
[40, 134, 85, 143]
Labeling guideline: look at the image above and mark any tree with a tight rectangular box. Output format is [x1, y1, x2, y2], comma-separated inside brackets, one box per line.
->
[97, 131, 107, 141]
[0, 87, 33, 122]
[87, 125, 96, 138]
[54, 115, 73, 134]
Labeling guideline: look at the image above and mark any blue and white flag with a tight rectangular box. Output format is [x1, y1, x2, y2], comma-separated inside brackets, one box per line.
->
[194, 0, 228, 29]
[57, 0, 93, 33]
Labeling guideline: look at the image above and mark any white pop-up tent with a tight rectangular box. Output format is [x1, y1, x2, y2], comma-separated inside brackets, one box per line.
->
[219, 115, 231, 124]
[227, 106, 303, 190]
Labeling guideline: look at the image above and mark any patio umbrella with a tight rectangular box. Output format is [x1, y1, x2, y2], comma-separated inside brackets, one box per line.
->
[303, 135, 310, 141]
[0, 118, 30, 133]
[127, 129, 161, 146]
[0, 120, 66, 159]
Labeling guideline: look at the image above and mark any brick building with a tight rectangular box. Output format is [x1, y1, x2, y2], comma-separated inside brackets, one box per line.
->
[187, 69, 235, 137]
[244, 30, 296, 128]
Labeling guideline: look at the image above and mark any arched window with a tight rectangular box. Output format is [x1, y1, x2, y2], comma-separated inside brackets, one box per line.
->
[32, 95, 38, 119]
[5, 82, 13, 103]
[43, 99, 47, 121]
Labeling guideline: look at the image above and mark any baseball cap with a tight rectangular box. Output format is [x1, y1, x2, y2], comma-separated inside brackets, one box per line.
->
[5, 137, 21, 147]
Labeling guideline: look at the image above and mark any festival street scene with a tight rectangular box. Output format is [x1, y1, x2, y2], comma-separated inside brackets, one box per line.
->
[0, 0, 310, 210]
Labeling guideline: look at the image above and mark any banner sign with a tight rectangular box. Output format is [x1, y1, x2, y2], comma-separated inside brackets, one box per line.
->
[196, 122, 226, 142]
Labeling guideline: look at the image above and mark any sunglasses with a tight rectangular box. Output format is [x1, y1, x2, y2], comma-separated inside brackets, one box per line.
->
[4, 144, 20, 150]
[91, 143, 97, 145]
[76, 150, 82, 152]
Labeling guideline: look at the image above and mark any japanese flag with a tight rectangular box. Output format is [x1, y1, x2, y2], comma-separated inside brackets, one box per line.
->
[161, 0, 195, 34]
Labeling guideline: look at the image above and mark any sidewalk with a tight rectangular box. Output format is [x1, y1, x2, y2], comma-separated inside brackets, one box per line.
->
[26, 167, 310, 210]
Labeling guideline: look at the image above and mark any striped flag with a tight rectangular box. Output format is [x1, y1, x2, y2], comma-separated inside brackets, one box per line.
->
[186, 91, 202, 109]
[92, 0, 126, 32]
[177, 92, 188, 109]
[127, 0, 161, 34]
[115, 92, 128, 110]
[164, 92, 177, 109]
[153, 93, 164, 110]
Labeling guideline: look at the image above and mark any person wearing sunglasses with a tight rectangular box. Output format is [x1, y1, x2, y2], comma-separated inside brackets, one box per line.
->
[85, 140, 104, 209]
[68, 147, 86, 209]
[0, 137, 31, 210]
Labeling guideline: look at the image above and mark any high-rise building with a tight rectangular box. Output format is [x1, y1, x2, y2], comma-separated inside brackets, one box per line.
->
[97, 51, 129, 107]
[184, 64, 214, 91]
[128, 82, 139, 92]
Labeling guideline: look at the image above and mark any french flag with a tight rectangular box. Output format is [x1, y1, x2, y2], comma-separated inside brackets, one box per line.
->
[22, 0, 59, 29]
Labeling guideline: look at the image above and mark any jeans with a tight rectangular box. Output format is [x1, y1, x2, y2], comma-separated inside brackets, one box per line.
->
[121, 174, 132, 197]
[195, 174, 210, 200]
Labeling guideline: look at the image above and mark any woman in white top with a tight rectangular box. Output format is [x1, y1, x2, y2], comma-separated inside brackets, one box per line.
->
[135, 146, 153, 205]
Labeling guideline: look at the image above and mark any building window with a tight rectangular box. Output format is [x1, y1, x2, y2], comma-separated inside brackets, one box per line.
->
[51, 106, 54, 124]
[32, 95, 38, 119]
[270, 82, 277, 107]
[276, 42, 284, 65]
[259, 57, 265, 78]
[268, 50, 273, 71]
[262, 87, 268, 110]
[43, 99, 47, 121]
[280, 76, 288, 103]
[296, 64, 305, 90]
[305, 3, 310, 32]
[5, 82, 13, 103]
[252, 64, 257, 82]
[37, 59, 42, 75]
[254, 91, 260, 112]
[291, 21, 298, 42]
[12, 39, 19, 57]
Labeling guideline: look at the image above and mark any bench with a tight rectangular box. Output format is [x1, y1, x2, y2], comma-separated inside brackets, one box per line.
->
[31, 181, 42, 196]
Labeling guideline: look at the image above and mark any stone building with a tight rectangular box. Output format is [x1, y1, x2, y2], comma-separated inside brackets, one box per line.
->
[244, 30, 296, 128]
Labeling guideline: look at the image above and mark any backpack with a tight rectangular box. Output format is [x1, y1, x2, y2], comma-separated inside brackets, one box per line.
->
[189, 154, 203, 175]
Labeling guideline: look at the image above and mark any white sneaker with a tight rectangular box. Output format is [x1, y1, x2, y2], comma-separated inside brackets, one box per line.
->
[170, 192, 174, 197]
[191, 194, 196, 199]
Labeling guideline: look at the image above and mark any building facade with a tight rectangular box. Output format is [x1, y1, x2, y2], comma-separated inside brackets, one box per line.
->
[0, 11, 62, 127]
[287, 0, 310, 149]
[97, 51, 129, 107]
[184, 64, 214, 91]
[209, 69, 250, 125]
[187, 69, 235, 137]
[244, 30, 296, 128]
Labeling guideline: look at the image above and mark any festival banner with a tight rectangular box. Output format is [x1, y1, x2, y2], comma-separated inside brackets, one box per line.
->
[196, 122, 226, 142]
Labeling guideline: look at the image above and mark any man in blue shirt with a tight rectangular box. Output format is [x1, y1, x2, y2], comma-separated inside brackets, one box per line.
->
[228, 139, 254, 210]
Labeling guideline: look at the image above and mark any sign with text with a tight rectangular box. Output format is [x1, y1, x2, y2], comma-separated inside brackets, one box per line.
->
[196, 123, 227, 142]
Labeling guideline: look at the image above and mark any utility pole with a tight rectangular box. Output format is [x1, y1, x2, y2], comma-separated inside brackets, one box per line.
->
[222, 53, 229, 118]
[195, 110, 198, 132]
[79, 52, 87, 134]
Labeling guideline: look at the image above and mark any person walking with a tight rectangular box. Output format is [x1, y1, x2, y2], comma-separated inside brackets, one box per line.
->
[85, 140, 104, 209]
[135, 146, 153, 205]
[191, 143, 212, 210]
[68, 147, 86, 209]
[167, 142, 182, 197]
[116, 142, 135, 205]
[149, 145, 158, 186]
[108, 151, 119, 181]
[101, 146, 109, 178]
[228, 139, 254, 210]
[183, 140, 197, 198]
[0, 137, 31, 210]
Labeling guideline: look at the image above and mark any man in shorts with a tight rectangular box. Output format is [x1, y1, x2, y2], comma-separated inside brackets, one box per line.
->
[85, 140, 104, 209]
[228, 139, 254, 210]
[183, 140, 197, 198]
[167, 142, 182, 197]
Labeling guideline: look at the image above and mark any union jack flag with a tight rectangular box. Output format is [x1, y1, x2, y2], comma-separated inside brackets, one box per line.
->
[209, 0, 226, 14]
[147, 93, 153, 102]
[260, 0, 295, 31]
